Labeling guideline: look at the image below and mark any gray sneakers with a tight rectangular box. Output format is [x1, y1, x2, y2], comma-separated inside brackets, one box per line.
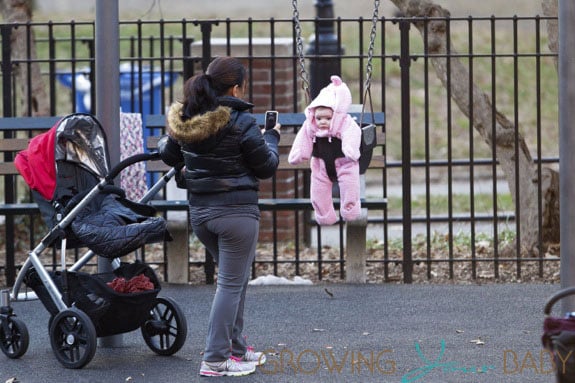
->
[199, 356, 256, 377]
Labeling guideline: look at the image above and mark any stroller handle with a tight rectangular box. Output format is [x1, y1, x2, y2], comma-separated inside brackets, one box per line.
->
[544, 286, 575, 315]
[106, 151, 161, 182]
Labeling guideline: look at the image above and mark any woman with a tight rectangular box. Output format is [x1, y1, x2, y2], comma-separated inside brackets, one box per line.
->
[158, 56, 281, 377]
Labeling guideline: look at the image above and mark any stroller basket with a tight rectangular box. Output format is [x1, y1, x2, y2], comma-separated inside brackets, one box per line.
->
[25, 262, 160, 337]
[543, 286, 575, 383]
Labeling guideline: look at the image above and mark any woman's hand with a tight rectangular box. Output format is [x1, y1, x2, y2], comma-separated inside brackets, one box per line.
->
[261, 123, 281, 134]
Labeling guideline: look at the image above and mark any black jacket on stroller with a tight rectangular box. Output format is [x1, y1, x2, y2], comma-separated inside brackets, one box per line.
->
[71, 192, 168, 258]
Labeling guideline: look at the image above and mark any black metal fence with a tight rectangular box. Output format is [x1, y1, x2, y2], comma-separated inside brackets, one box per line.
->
[0, 13, 559, 284]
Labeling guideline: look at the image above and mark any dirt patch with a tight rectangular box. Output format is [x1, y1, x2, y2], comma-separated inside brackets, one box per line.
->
[188, 241, 561, 286]
[2, 238, 560, 289]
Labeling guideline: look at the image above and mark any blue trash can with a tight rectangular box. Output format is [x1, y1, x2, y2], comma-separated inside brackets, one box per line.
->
[56, 70, 92, 113]
[57, 66, 178, 126]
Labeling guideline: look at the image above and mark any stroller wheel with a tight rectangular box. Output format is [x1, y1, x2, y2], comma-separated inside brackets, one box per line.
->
[49, 308, 97, 369]
[141, 296, 187, 356]
[0, 317, 29, 359]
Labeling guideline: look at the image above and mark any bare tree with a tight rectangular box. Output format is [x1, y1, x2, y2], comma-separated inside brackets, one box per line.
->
[0, 0, 49, 116]
[542, 0, 558, 69]
[388, 0, 560, 254]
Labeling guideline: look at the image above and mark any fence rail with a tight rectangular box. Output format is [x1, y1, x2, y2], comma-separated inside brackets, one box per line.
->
[0, 13, 560, 285]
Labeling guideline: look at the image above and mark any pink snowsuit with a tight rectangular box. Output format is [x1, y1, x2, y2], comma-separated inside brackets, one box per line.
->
[288, 75, 362, 225]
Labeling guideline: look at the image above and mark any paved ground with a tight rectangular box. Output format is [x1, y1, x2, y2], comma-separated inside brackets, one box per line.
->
[0, 282, 565, 383]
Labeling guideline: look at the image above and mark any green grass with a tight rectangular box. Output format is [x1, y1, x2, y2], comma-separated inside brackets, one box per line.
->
[386, 192, 514, 216]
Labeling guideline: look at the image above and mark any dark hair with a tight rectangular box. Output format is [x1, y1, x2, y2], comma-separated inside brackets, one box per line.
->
[181, 56, 247, 118]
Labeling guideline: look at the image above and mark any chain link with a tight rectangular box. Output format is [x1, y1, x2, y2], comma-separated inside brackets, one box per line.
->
[292, 0, 311, 103]
[361, 0, 380, 125]
[364, 0, 380, 91]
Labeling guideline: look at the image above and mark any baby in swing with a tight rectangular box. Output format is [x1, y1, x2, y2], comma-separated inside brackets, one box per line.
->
[288, 75, 362, 225]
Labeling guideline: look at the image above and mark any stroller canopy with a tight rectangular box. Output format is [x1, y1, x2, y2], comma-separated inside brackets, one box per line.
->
[15, 113, 109, 201]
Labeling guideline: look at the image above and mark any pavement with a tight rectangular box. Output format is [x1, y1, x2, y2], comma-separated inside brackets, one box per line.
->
[0, 282, 565, 383]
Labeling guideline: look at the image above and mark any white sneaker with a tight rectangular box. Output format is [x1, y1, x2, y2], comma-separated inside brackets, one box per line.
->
[199, 356, 256, 377]
[241, 346, 267, 366]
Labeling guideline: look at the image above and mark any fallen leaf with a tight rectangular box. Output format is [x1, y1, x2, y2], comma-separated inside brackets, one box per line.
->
[5, 378, 19, 383]
[470, 338, 485, 345]
[456, 329, 464, 334]
[324, 288, 334, 298]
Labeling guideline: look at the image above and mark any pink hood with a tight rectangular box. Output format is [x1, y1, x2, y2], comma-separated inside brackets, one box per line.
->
[288, 75, 362, 164]
[305, 75, 353, 137]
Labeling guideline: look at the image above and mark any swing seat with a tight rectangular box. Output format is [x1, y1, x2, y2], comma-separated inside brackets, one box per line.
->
[359, 123, 377, 174]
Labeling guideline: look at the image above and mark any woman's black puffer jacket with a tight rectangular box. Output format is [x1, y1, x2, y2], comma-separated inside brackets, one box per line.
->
[159, 96, 280, 206]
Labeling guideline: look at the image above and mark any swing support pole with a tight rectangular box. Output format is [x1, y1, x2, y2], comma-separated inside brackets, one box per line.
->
[306, 0, 343, 98]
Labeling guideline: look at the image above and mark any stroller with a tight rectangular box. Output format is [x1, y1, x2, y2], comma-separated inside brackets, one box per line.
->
[0, 113, 187, 369]
[543, 286, 575, 383]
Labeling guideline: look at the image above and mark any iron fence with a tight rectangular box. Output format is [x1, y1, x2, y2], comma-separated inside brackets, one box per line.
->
[0, 13, 559, 284]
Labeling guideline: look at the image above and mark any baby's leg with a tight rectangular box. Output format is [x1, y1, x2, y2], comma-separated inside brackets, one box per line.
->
[310, 158, 338, 225]
[335, 159, 361, 222]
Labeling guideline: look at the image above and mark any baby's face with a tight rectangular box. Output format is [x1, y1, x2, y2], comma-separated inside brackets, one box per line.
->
[315, 107, 333, 130]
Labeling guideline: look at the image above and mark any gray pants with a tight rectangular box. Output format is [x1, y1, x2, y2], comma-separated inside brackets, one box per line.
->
[193, 215, 259, 362]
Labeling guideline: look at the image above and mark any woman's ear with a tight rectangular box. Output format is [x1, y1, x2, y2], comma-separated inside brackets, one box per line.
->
[231, 84, 243, 98]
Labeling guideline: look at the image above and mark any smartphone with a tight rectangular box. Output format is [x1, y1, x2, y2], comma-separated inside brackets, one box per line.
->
[265, 110, 278, 130]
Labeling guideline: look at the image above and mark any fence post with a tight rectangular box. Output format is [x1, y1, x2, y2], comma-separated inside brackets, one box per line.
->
[95, 0, 123, 348]
[1, 25, 16, 287]
[559, 0, 575, 314]
[399, 19, 413, 283]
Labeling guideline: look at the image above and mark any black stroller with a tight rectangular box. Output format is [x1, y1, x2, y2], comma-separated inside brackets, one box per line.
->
[0, 113, 187, 369]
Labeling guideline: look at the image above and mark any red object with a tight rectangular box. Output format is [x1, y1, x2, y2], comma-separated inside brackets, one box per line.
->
[107, 274, 155, 293]
[14, 125, 57, 201]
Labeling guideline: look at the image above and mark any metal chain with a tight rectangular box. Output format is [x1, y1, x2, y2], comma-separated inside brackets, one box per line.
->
[361, 0, 380, 125]
[292, 0, 311, 103]
[364, 0, 380, 91]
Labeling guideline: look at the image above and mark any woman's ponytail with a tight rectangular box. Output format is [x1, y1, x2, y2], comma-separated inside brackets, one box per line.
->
[182, 74, 218, 118]
[180, 56, 247, 120]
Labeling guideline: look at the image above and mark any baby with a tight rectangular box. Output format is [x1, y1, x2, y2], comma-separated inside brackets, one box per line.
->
[288, 75, 362, 225]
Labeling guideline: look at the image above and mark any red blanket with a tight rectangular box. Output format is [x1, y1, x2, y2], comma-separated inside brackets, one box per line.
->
[107, 274, 154, 293]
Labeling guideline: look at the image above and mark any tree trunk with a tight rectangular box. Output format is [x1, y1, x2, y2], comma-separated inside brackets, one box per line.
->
[389, 0, 560, 254]
[542, 0, 558, 70]
[0, 0, 49, 116]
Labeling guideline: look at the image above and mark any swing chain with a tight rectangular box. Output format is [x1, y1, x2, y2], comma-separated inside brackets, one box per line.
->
[364, 0, 380, 91]
[361, 0, 380, 126]
[292, 0, 311, 103]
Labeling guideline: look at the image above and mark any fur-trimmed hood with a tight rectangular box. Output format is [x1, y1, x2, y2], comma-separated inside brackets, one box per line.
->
[167, 102, 232, 144]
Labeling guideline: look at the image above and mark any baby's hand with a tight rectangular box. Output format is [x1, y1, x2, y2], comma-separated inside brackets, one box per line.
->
[342, 144, 360, 161]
